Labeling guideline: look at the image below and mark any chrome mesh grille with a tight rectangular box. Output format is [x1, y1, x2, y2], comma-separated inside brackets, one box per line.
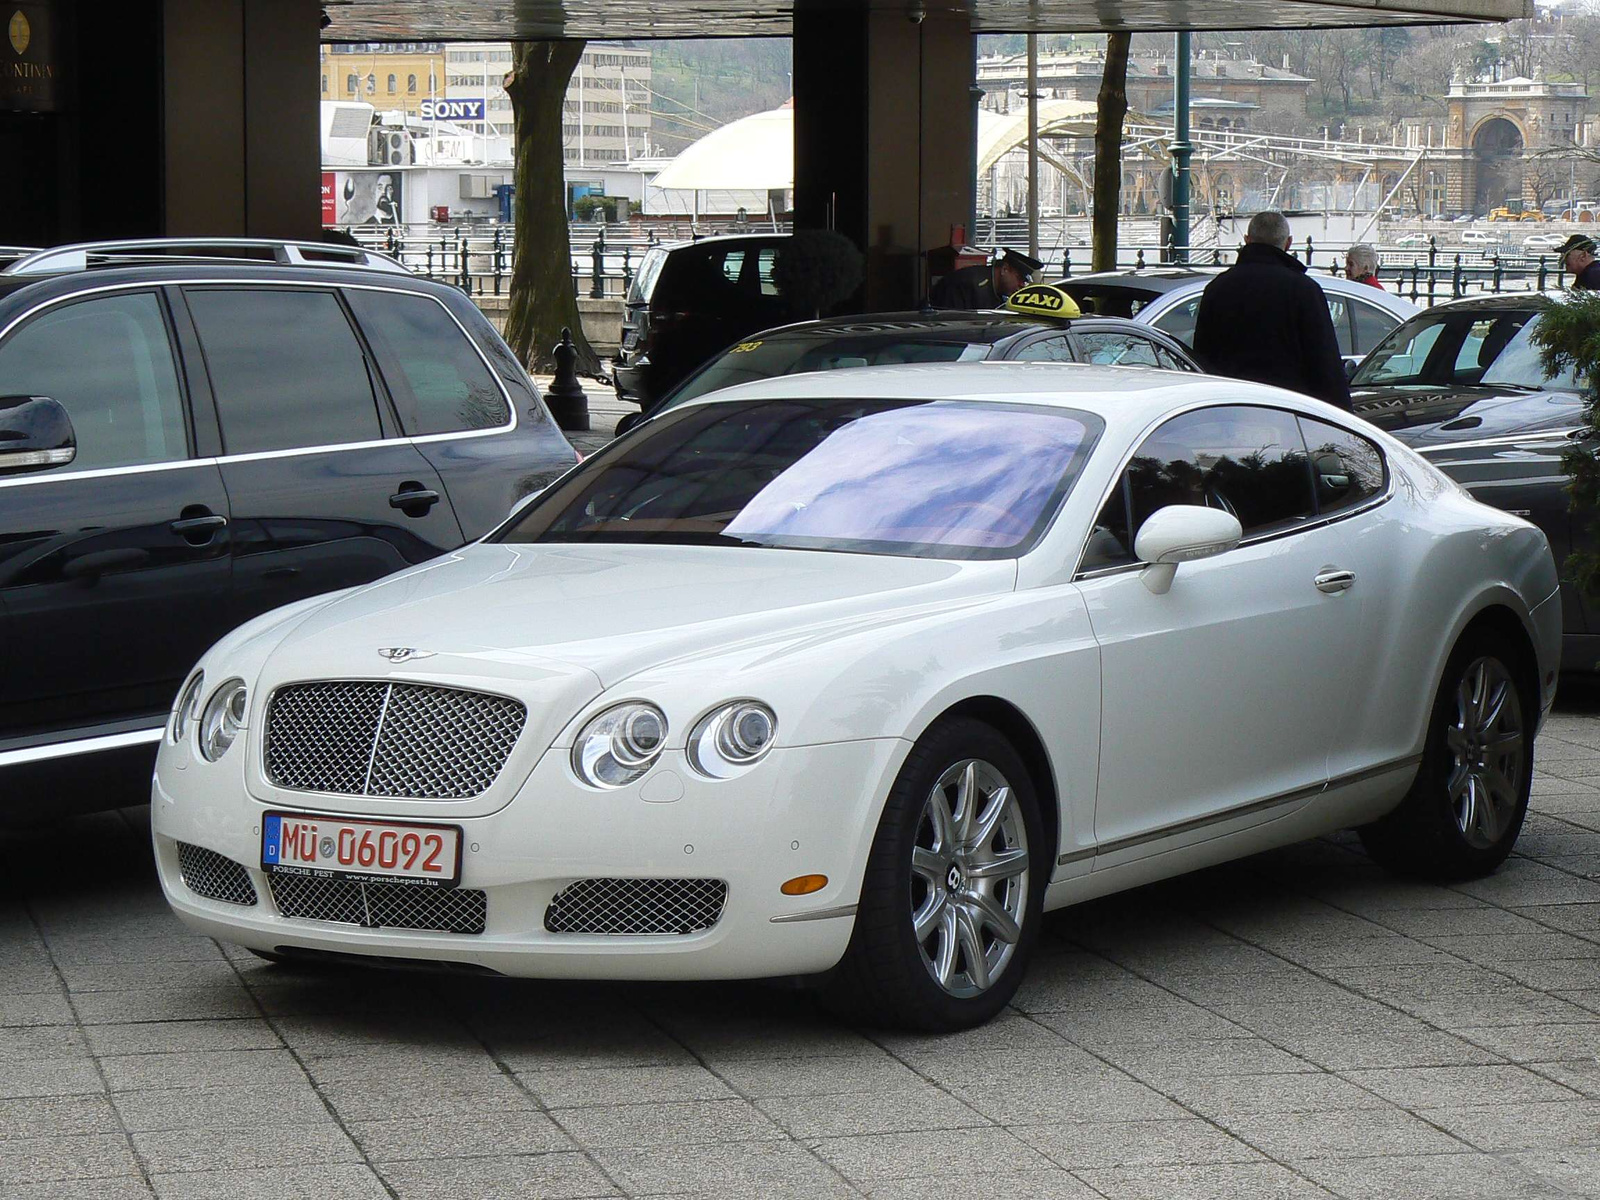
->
[177, 843, 258, 907]
[268, 874, 486, 934]
[264, 681, 525, 799]
[544, 878, 727, 936]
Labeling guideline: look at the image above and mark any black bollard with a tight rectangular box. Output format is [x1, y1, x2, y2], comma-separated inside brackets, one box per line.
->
[545, 327, 591, 432]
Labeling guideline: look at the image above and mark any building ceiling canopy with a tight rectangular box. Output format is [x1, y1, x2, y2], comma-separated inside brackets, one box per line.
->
[321, 0, 1532, 42]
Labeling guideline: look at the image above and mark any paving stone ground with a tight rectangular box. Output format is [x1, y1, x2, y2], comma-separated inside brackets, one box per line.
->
[3, 395, 1597, 1197]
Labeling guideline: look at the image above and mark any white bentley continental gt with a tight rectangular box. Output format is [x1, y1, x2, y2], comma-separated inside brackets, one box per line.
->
[152, 363, 1561, 1030]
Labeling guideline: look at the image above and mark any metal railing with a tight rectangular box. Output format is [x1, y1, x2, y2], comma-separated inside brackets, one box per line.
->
[346, 221, 1571, 307]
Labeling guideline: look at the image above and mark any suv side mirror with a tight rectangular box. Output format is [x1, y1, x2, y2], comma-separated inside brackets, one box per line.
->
[0, 396, 76, 476]
[1134, 504, 1242, 594]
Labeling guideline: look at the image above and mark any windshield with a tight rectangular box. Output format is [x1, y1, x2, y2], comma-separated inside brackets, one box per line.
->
[1481, 317, 1582, 391]
[665, 325, 1008, 409]
[498, 397, 1102, 559]
[1350, 308, 1575, 390]
[1054, 283, 1164, 320]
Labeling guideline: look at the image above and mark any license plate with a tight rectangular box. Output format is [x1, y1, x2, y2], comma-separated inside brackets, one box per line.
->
[261, 812, 461, 888]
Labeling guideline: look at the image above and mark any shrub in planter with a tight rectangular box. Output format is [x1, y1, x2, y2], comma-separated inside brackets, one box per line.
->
[772, 229, 864, 319]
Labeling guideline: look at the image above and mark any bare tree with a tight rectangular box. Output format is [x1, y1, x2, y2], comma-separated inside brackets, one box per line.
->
[1092, 31, 1132, 272]
[503, 41, 602, 375]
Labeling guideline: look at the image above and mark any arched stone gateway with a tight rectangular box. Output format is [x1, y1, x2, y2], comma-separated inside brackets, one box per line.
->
[1472, 115, 1526, 213]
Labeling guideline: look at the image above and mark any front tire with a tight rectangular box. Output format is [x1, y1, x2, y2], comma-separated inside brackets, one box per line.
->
[824, 718, 1045, 1031]
[1360, 630, 1533, 880]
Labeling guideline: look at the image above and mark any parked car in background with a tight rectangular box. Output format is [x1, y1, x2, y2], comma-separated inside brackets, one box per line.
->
[617, 286, 1201, 432]
[614, 234, 794, 409]
[1053, 267, 1418, 370]
[1394, 233, 1432, 249]
[0, 239, 579, 820]
[153, 362, 1556, 1030]
[1349, 295, 1596, 671]
[1461, 229, 1500, 247]
[1523, 233, 1566, 251]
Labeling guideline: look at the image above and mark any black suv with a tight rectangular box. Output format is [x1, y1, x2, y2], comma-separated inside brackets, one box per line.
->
[0, 239, 578, 817]
[614, 234, 793, 408]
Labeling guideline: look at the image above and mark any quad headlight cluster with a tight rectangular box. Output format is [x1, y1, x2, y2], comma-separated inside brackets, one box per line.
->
[571, 699, 777, 789]
[169, 671, 249, 762]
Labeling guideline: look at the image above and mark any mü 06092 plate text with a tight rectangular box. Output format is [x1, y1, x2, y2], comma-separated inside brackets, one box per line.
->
[261, 812, 462, 888]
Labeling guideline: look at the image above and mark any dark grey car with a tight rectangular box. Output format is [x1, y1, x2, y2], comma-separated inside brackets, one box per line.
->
[1350, 295, 1595, 671]
[0, 239, 579, 817]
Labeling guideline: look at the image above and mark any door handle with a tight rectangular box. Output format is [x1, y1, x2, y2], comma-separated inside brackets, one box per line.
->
[169, 508, 228, 545]
[1315, 569, 1357, 594]
[169, 514, 227, 534]
[389, 485, 441, 514]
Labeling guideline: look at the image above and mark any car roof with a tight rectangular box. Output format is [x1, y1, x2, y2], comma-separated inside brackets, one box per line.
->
[1054, 269, 1215, 294]
[1397, 293, 1552, 315]
[654, 233, 790, 253]
[721, 309, 1068, 341]
[0, 261, 470, 310]
[686, 360, 1323, 430]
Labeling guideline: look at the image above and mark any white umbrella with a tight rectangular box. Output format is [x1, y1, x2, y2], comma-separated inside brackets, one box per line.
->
[651, 106, 793, 191]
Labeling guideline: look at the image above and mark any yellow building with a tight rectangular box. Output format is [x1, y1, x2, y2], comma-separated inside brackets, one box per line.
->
[321, 43, 447, 116]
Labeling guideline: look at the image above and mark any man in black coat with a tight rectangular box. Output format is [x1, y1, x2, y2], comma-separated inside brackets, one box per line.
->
[1192, 211, 1351, 410]
[1559, 235, 1600, 290]
[929, 248, 1042, 309]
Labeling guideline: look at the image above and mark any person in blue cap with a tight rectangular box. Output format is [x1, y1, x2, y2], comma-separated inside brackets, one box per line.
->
[929, 247, 1042, 309]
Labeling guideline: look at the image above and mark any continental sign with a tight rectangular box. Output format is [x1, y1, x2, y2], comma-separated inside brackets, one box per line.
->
[4, 5, 58, 112]
[1004, 283, 1082, 321]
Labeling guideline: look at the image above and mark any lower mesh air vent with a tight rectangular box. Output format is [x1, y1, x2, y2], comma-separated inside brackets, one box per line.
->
[176, 842, 258, 907]
[544, 878, 727, 935]
[268, 875, 486, 935]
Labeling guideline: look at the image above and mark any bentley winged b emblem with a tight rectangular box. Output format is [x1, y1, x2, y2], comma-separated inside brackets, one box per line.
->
[378, 647, 435, 663]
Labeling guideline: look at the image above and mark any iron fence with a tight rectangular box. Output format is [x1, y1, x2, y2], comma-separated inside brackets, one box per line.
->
[347, 222, 1572, 307]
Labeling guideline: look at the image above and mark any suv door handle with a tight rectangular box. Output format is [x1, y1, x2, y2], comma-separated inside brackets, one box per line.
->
[1315, 569, 1357, 594]
[169, 509, 228, 544]
[389, 484, 441, 515]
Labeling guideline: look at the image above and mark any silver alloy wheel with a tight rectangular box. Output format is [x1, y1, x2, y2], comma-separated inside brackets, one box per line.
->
[909, 758, 1030, 999]
[1446, 656, 1526, 850]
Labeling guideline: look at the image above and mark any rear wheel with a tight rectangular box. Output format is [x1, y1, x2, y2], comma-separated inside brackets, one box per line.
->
[824, 718, 1044, 1031]
[1360, 630, 1533, 880]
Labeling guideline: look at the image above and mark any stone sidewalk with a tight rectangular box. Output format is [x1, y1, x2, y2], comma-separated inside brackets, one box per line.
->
[3, 690, 1598, 1199]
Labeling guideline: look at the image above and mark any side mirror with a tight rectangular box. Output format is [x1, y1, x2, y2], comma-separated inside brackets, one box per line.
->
[0, 396, 76, 476]
[1133, 504, 1243, 594]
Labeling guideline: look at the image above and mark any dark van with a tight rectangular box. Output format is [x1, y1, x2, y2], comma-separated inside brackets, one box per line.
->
[613, 234, 792, 408]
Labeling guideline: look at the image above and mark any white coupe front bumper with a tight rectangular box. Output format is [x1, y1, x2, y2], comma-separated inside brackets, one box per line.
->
[152, 738, 905, 980]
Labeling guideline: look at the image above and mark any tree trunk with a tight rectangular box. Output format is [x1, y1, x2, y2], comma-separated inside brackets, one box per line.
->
[1092, 32, 1132, 273]
[504, 41, 602, 375]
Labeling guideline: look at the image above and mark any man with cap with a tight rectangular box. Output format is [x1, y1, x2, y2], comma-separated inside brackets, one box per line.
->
[929, 247, 1042, 309]
[1559, 234, 1600, 290]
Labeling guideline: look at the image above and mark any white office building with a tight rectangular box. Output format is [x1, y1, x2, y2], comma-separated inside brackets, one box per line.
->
[444, 43, 653, 167]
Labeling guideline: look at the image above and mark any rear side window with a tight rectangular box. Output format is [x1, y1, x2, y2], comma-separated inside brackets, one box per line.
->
[1350, 299, 1396, 356]
[1299, 416, 1386, 515]
[654, 242, 780, 312]
[346, 290, 508, 435]
[0, 292, 188, 471]
[186, 288, 383, 455]
[1150, 298, 1200, 346]
[1324, 295, 1353, 356]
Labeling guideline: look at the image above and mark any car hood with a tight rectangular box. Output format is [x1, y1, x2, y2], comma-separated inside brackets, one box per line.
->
[1352, 383, 1583, 445]
[256, 542, 1016, 695]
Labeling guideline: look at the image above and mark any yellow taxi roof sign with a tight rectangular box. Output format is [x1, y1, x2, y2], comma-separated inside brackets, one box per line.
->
[1004, 283, 1081, 320]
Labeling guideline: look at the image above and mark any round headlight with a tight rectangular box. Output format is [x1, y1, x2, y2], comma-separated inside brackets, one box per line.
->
[198, 679, 248, 762]
[572, 702, 668, 788]
[170, 670, 205, 744]
[687, 701, 777, 779]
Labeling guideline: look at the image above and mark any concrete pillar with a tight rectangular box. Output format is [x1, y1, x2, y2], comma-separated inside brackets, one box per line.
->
[793, 7, 975, 309]
[162, 0, 320, 239]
